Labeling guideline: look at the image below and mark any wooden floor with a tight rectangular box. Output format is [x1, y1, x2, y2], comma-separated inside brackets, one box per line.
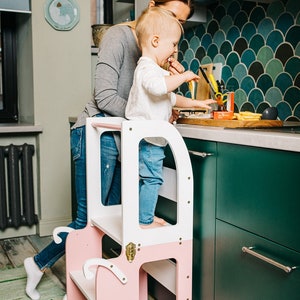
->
[0, 235, 66, 300]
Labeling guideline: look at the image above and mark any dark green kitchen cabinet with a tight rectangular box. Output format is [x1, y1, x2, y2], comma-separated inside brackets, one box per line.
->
[215, 220, 300, 300]
[185, 138, 217, 300]
[158, 138, 300, 300]
[216, 143, 300, 252]
[215, 143, 300, 299]
[157, 138, 217, 300]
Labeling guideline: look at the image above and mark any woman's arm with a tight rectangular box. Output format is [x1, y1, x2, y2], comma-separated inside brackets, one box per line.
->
[93, 26, 138, 117]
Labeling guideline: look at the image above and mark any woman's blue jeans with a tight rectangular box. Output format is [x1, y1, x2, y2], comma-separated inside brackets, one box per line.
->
[139, 140, 165, 225]
[34, 120, 121, 270]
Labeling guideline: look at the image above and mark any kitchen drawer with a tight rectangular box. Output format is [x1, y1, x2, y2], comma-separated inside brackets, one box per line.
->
[215, 220, 300, 300]
[216, 143, 300, 252]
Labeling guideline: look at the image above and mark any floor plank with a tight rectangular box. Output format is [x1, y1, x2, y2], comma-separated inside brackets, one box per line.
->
[0, 267, 65, 300]
[0, 235, 66, 300]
[0, 243, 12, 269]
[2, 237, 36, 268]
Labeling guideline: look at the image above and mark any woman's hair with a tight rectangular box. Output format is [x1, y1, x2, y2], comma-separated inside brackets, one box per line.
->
[153, 0, 194, 19]
[135, 7, 183, 48]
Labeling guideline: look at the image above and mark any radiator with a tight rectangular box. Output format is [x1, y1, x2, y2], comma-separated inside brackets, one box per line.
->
[0, 144, 38, 230]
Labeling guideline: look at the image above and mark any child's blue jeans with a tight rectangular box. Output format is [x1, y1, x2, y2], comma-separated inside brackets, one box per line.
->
[139, 139, 165, 225]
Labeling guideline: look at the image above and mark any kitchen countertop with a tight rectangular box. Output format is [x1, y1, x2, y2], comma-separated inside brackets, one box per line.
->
[69, 117, 300, 153]
[176, 122, 300, 153]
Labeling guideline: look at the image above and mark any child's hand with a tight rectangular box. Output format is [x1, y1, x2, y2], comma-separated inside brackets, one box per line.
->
[168, 57, 185, 75]
[184, 71, 200, 82]
[169, 109, 180, 123]
[195, 99, 217, 110]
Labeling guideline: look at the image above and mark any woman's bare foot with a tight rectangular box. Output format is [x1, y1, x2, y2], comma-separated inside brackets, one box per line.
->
[154, 216, 167, 225]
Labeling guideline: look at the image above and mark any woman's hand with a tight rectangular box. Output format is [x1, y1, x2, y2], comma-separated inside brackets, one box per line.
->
[168, 57, 185, 75]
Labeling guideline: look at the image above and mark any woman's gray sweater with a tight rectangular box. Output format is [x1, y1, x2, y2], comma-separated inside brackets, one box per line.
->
[72, 24, 140, 129]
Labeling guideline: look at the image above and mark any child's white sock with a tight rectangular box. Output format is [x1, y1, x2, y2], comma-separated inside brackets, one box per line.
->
[24, 257, 43, 300]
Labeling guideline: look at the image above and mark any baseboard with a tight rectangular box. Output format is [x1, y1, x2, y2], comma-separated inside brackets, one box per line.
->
[0, 225, 37, 239]
[38, 217, 72, 236]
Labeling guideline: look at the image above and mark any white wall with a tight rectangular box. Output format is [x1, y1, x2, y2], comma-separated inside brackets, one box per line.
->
[31, 0, 92, 235]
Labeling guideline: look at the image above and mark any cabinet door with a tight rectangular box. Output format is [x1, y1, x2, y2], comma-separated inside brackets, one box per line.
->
[215, 220, 300, 300]
[174, 139, 217, 300]
[156, 139, 216, 300]
[217, 143, 300, 252]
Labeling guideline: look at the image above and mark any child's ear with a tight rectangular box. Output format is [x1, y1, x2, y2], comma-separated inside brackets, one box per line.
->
[151, 35, 159, 47]
[148, 0, 155, 7]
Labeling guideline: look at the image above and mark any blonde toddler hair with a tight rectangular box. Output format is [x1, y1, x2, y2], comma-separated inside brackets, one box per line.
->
[135, 7, 183, 48]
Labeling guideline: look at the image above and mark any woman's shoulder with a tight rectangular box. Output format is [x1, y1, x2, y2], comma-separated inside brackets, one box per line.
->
[100, 23, 138, 55]
[106, 23, 133, 38]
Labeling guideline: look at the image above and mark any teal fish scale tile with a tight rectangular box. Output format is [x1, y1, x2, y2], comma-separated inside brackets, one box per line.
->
[241, 76, 255, 95]
[266, 58, 284, 81]
[266, 30, 284, 52]
[250, 6, 266, 27]
[284, 86, 300, 109]
[286, 0, 300, 18]
[233, 64, 248, 83]
[265, 87, 283, 106]
[241, 22, 257, 43]
[285, 57, 300, 78]
[178, 0, 300, 121]
[220, 15, 233, 33]
[234, 11, 248, 30]
[275, 72, 293, 94]
[258, 18, 275, 40]
[257, 74, 273, 95]
[286, 25, 300, 49]
[241, 49, 256, 68]
[234, 89, 248, 109]
[213, 53, 226, 65]
[257, 46, 274, 68]
[276, 12, 294, 35]
[275, 43, 294, 66]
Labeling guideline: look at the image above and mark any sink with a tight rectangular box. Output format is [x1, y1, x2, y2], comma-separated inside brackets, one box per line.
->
[251, 121, 300, 134]
[253, 126, 300, 134]
[222, 121, 300, 134]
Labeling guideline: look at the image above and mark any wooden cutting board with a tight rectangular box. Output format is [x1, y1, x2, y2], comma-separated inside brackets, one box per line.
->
[177, 118, 283, 128]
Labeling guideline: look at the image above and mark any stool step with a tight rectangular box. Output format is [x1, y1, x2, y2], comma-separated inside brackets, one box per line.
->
[91, 213, 122, 244]
[142, 259, 176, 294]
[70, 270, 95, 300]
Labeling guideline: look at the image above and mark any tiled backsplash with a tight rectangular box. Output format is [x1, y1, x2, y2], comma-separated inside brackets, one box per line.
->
[178, 0, 300, 121]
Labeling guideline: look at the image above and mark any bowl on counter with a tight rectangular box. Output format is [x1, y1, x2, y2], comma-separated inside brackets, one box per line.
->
[261, 107, 278, 120]
[92, 24, 112, 47]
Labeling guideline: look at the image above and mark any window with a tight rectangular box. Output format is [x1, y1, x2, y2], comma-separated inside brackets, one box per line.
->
[0, 12, 18, 123]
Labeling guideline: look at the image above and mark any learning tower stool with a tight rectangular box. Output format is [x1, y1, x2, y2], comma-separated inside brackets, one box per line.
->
[55, 117, 194, 299]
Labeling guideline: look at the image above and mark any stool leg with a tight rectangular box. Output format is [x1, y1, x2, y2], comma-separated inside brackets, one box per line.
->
[65, 224, 105, 299]
[93, 253, 148, 300]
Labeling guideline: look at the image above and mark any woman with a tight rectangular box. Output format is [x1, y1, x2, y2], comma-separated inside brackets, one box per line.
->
[24, 1, 194, 299]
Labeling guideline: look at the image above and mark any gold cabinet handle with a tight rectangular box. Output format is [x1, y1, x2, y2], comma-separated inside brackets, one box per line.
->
[188, 150, 213, 158]
[242, 246, 297, 274]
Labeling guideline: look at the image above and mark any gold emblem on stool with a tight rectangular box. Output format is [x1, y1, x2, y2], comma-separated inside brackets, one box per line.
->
[126, 242, 136, 263]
